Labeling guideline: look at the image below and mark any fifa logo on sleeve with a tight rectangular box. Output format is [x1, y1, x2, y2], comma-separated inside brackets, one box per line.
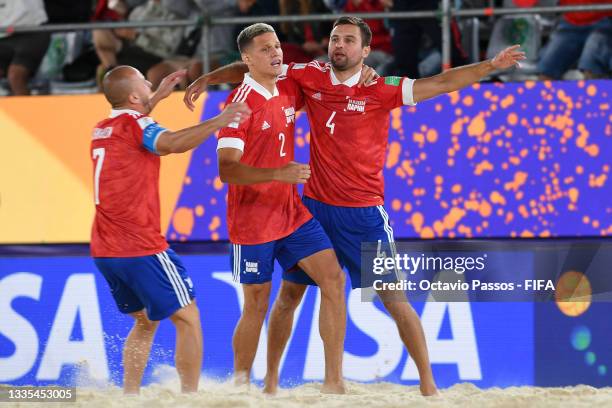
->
[283, 106, 296, 124]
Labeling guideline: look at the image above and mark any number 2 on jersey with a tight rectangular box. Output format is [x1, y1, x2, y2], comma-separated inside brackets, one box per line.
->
[326, 111, 336, 135]
[92, 147, 105, 205]
[278, 132, 287, 157]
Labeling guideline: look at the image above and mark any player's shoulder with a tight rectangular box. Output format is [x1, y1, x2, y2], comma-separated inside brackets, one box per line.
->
[363, 76, 404, 94]
[286, 60, 331, 78]
[226, 81, 264, 110]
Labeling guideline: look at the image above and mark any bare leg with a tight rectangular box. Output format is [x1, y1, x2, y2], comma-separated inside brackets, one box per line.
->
[169, 301, 203, 393]
[92, 29, 121, 69]
[7, 64, 31, 95]
[378, 289, 438, 396]
[298, 249, 346, 394]
[232, 282, 271, 385]
[263, 281, 307, 394]
[123, 310, 159, 394]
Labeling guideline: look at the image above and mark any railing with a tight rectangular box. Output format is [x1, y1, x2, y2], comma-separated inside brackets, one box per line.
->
[1, 4, 611, 77]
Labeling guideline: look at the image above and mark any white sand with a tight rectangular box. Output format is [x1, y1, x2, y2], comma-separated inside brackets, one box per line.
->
[9, 380, 612, 408]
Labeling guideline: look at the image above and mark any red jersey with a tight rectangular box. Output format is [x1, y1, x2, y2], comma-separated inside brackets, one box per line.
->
[284, 61, 415, 207]
[217, 73, 311, 245]
[90, 109, 169, 257]
[560, 0, 612, 26]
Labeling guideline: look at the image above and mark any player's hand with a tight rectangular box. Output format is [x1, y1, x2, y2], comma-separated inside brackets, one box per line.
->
[155, 69, 187, 101]
[491, 45, 526, 70]
[358, 64, 380, 87]
[214, 102, 251, 128]
[274, 161, 311, 184]
[184, 74, 209, 111]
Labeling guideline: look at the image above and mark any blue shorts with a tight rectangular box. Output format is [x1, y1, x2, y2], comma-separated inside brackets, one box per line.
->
[231, 217, 332, 284]
[94, 248, 195, 321]
[282, 196, 399, 289]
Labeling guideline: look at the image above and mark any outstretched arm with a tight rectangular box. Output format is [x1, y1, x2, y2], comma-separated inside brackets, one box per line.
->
[413, 45, 526, 103]
[155, 103, 251, 155]
[184, 62, 249, 111]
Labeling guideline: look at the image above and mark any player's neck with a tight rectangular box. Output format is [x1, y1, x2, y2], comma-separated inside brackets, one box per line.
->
[112, 104, 147, 115]
[249, 71, 277, 94]
[332, 64, 363, 83]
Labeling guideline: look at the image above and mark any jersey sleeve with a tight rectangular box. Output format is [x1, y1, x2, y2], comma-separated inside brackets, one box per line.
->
[378, 76, 417, 110]
[279, 75, 305, 111]
[132, 116, 169, 155]
[217, 94, 251, 152]
[282, 62, 309, 86]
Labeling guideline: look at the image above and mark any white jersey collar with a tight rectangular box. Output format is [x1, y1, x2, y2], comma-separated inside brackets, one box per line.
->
[330, 68, 362, 87]
[109, 108, 142, 118]
[243, 73, 279, 100]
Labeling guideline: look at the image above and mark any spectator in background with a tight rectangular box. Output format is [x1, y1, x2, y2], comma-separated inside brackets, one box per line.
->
[44, 0, 95, 23]
[235, 0, 280, 38]
[580, 25, 612, 78]
[326, 0, 395, 74]
[278, 0, 333, 63]
[0, 0, 50, 95]
[192, 0, 241, 72]
[389, 0, 467, 78]
[92, 0, 202, 90]
[538, 0, 612, 80]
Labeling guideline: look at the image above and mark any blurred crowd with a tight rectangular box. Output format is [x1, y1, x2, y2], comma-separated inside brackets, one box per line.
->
[0, 0, 610, 96]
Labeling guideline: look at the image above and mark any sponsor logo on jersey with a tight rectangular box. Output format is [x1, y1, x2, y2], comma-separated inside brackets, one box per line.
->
[92, 127, 113, 140]
[346, 98, 366, 112]
[284, 106, 296, 124]
[385, 76, 402, 86]
[312, 92, 322, 100]
[245, 261, 259, 273]
[261, 121, 271, 130]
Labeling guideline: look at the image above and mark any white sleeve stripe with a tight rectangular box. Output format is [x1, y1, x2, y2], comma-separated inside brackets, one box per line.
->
[232, 84, 248, 102]
[402, 78, 417, 106]
[152, 129, 167, 152]
[217, 137, 244, 151]
[238, 86, 251, 103]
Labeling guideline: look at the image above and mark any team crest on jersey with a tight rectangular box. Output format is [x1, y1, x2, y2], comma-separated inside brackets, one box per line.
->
[345, 97, 366, 112]
[92, 127, 113, 140]
[283, 106, 296, 124]
[244, 260, 259, 274]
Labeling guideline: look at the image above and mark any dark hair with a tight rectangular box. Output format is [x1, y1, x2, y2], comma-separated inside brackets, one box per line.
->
[332, 16, 372, 47]
[237, 23, 276, 53]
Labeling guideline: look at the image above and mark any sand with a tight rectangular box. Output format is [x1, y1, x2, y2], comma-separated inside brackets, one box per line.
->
[5, 380, 612, 408]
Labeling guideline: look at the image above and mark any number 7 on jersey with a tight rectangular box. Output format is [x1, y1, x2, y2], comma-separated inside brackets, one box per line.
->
[92, 147, 105, 205]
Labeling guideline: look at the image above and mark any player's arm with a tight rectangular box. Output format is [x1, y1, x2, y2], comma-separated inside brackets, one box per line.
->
[184, 62, 381, 110]
[184, 62, 249, 110]
[218, 148, 311, 185]
[413, 45, 526, 103]
[151, 103, 251, 156]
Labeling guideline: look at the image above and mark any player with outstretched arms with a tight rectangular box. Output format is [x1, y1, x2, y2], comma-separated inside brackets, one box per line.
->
[186, 16, 524, 396]
[91, 65, 250, 394]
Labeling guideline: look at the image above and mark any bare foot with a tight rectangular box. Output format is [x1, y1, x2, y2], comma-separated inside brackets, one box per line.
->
[263, 373, 278, 395]
[234, 371, 249, 387]
[321, 381, 346, 394]
[420, 382, 439, 396]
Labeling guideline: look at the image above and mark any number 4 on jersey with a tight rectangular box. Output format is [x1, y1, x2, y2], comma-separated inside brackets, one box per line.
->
[326, 111, 336, 135]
